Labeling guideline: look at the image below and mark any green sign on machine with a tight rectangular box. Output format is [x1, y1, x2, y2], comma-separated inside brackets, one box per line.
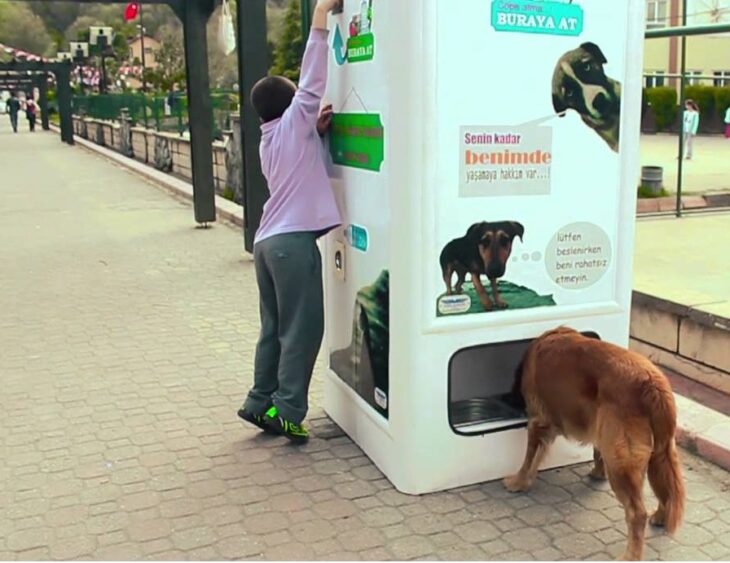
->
[347, 33, 375, 63]
[330, 113, 385, 172]
[491, 0, 584, 36]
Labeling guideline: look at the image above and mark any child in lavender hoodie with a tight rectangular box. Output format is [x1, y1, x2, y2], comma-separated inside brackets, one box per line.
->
[238, 0, 342, 444]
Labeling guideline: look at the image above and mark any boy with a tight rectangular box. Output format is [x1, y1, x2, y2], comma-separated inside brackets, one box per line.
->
[238, 0, 342, 444]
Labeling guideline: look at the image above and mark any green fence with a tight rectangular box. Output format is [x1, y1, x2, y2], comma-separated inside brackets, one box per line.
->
[72, 92, 238, 138]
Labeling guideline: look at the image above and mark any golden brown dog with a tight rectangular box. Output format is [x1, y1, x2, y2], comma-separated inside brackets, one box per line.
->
[504, 327, 685, 560]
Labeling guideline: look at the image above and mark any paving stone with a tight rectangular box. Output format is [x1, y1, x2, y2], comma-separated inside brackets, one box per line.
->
[313, 498, 358, 520]
[290, 519, 338, 543]
[6, 529, 50, 552]
[333, 480, 377, 500]
[216, 536, 265, 559]
[127, 519, 172, 542]
[170, 526, 217, 551]
[404, 512, 453, 535]
[336, 528, 386, 552]
[381, 524, 411, 540]
[387, 535, 435, 560]
[48, 536, 96, 559]
[360, 506, 405, 527]
[455, 520, 501, 543]
[554, 532, 605, 559]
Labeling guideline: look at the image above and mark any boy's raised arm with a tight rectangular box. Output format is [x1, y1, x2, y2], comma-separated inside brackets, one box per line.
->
[287, 0, 340, 132]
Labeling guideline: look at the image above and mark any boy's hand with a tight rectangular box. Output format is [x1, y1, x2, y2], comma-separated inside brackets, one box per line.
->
[316, 0, 342, 13]
[313, 0, 341, 28]
[317, 104, 334, 137]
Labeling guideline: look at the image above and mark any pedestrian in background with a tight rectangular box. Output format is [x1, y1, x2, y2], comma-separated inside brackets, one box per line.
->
[7, 91, 20, 133]
[724, 104, 730, 139]
[682, 99, 700, 160]
[25, 97, 37, 132]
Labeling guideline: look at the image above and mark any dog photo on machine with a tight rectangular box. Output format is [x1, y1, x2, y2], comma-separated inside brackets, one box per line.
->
[552, 42, 622, 152]
[437, 220, 556, 316]
[504, 327, 685, 561]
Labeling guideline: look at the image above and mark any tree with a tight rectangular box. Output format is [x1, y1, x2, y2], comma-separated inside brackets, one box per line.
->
[143, 24, 186, 92]
[27, 2, 81, 34]
[0, 2, 55, 56]
[269, 0, 303, 81]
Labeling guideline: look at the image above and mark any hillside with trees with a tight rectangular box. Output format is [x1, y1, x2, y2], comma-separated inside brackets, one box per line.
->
[0, 0, 299, 91]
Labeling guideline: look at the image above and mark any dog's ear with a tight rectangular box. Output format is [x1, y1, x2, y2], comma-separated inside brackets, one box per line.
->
[580, 42, 607, 64]
[552, 93, 567, 116]
[505, 221, 525, 242]
[465, 222, 488, 240]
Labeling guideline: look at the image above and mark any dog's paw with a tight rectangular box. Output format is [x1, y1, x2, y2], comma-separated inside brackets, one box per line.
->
[495, 300, 509, 309]
[503, 474, 530, 492]
[588, 467, 607, 481]
[650, 509, 666, 527]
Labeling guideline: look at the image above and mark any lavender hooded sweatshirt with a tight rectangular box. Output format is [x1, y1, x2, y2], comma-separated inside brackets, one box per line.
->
[254, 29, 342, 244]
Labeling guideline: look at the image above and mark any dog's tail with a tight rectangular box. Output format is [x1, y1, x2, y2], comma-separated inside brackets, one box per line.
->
[645, 369, 685, 535]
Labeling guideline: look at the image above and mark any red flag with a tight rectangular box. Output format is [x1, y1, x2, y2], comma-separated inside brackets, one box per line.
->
[124, 2, 140, 21]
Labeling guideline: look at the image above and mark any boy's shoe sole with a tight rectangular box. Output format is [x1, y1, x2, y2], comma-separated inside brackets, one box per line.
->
[237, 407, 279, 435]
[264, 409, 309, 444]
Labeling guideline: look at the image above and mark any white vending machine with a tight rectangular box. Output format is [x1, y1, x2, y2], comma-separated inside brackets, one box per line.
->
[323, 0, 645, 494]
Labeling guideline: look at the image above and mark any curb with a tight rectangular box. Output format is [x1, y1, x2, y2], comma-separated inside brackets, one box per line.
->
[59, 127, 730, 475]
[674, 395, 730, 472]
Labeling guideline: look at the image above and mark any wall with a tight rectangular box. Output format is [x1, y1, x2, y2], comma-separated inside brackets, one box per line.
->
[630, 292, 730, 394]
[72, 116, 230, 193]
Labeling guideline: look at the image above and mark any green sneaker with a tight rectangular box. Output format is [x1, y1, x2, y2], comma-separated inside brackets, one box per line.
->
[263, 406, 309, 444]
[237, 405, 278, 434]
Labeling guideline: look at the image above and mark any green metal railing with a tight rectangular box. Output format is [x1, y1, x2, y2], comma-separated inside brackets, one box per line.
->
[72, 91, 239, 137]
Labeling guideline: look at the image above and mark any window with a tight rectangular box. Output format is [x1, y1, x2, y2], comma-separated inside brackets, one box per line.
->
[646, 0, 668, 28]
[645, 71, 666, 88]
[713, 70, 730, 86]
[686, 70, 703, 85]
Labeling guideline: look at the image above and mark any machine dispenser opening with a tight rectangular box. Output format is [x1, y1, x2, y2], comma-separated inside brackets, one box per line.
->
[448, 339, 530, 436]
[449, 332, 601, 436]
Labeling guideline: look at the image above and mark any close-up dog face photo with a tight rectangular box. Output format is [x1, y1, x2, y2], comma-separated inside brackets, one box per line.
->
[476, 222, 524, 280]
[552, 42, 622, 152]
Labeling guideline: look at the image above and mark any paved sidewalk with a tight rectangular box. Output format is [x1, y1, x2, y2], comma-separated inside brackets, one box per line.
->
[1, 122, 730, 561]
[634, 212, 730, 319]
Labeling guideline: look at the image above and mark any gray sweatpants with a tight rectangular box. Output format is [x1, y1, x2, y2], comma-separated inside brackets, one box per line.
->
[244, 232, 324, 424]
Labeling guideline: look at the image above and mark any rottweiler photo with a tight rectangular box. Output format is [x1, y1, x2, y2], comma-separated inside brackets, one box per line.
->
[552, 42, 622, 152]
[439, 221, 524, 311]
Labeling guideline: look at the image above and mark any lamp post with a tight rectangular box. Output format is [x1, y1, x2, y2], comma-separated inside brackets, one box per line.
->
[90, 26, 115, 94]
[138, 2, 147, 93]
[69, 41, 89, 94]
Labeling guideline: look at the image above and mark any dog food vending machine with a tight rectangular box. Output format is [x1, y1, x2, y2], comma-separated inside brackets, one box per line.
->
[322, 0, 645, 494]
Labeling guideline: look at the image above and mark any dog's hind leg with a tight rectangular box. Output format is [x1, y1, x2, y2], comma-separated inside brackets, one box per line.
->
[503, 419, 555, 492]
[455, 267, 467, 294]
[589, 448, 607, 481]
[604, 460, 649, 560]
[442, 265, 454, 295]
[599, 412, 652, 560]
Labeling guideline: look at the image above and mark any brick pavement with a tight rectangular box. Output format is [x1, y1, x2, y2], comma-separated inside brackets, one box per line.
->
[1, 122, 730, 560]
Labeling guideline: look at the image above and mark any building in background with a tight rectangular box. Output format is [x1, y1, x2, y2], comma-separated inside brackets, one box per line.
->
[128, 34, 160, 69]
[125, 34, 160, 89]
[644, 0, 730, 87]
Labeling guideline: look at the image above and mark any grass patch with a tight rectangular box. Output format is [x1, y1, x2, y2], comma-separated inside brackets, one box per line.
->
[437, 280, 556, 317]
[638, 185, 670, 199]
